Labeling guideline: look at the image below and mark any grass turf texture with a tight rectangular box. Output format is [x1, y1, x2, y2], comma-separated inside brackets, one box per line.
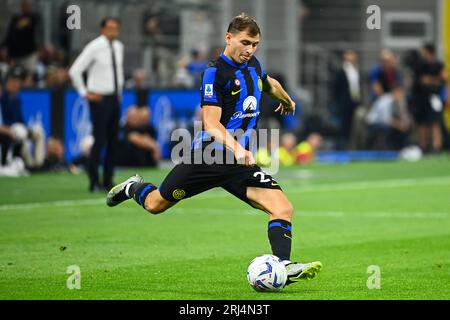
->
[0, 156, 449, 299]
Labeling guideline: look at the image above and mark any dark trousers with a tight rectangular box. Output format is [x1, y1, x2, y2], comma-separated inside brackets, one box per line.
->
[0, 132, 21, 165]
[88, 95, 120, 188]
[336, 108, 356, 150]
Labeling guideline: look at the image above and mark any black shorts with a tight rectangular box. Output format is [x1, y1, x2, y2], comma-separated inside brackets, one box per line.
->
[411, 93, 442, 124]
[158, 162, 282, 206]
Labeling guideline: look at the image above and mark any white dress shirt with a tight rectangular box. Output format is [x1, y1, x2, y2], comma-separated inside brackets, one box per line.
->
[69, 35, 124, 97]
[342, 61, 360, 101]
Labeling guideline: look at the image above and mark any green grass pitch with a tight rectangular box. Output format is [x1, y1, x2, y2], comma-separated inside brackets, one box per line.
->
[1, 156, 449, 299]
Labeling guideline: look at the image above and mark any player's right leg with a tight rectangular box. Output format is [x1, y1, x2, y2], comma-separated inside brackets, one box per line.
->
[106, 174, 175, 214]
[245, 186, 322, 285]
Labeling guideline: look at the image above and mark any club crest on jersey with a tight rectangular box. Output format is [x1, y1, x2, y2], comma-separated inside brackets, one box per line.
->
[234, 79, 240, 86]
[204, 84, 213, 97]
[172, 189, 186, 200]
[243, 96, 257, 111]
[258, 77, 263, 91]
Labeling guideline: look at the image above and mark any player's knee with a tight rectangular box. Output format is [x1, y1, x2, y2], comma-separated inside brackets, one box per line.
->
[145, 202, 165, 214]
[283, 202, 294, 220]
[271, 202, 293, 221]
[144, 198, 168, 215]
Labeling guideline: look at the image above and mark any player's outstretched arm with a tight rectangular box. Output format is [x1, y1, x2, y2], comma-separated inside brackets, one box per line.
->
[264, 76, 296, 116]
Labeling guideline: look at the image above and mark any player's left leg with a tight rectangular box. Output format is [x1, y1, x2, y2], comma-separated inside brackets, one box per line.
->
[245, 186, 322, 285]
[106, 174, 175, 214]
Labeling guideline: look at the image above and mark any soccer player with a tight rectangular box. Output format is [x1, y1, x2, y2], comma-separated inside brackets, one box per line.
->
[107, 13, 322, 285]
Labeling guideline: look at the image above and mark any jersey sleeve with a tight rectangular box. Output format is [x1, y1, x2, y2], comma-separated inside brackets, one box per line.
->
[254, 57, 268, 82]
[253, 57, 270, 93]
[200, 67, 225, 107]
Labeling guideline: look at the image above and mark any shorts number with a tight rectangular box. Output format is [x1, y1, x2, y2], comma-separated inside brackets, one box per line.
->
[253, 171, 271, 183]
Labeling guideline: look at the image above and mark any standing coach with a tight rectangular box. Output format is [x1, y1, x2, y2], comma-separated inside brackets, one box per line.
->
[69, 18, 124, 192]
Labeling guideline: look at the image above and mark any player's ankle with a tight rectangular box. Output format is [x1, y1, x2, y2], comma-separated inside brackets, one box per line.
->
[125, 182, 134, 198]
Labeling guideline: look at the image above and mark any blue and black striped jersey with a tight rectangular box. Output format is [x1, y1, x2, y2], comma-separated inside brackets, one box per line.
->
[192, 53, 268, 151]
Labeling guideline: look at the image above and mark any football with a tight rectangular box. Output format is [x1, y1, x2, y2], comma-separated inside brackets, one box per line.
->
[246, 254, 287, 292]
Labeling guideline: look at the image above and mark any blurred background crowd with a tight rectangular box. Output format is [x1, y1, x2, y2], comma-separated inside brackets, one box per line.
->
[0, 0, 449, 177]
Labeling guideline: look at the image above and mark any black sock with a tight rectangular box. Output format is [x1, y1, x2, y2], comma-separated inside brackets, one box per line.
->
[127, 182, 156, 208]
[268, 219, 292, 261]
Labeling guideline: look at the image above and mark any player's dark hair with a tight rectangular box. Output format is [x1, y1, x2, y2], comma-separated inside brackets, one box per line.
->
[227, 13, 260, 37]
[422, 43, 435, 55]
[100, 17, 121, 28]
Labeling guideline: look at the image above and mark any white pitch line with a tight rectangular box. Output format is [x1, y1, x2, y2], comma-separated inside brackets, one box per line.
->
[170, 208, 449, 219]
[0, 176, 449, 212]
[0, 200, 448, 219]
[0, 198, 104, 211]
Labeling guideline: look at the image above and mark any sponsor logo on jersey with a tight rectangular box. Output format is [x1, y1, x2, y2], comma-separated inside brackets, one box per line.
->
[243, 96, 257, 111]
[230, 111, 260, 120]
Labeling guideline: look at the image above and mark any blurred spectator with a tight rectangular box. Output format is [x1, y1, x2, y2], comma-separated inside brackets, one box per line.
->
[1, 69, 26, 165]
[69, 135, 93, 175]
[366, 86, 412, 150]
[295, 133, 323, 164]
[35, 45, 55, 86]
[368, 49, 403, 101]
[333, 49, 361, 150]
[409, 44, 447, 153]
[258, 132, 323, 167]
[172, 49, 208, 89]
[29, 137, 89, 174]
[1, 0, 41, 76]
[0, 48, 10, 85]
[0, 156, 27, 177]
[142, 11, 180, 87]
[116, 105, 161, 167]
[34, 137, 66, 172]
[186, 49, 208, 88]
[38, 44, 68, 68]
[45, 137, 65, 169]
[277, 132, 297, 166]
[44, 66, 70, 89]
[172, 57, 194, 88]
[0, 68, 45, 168]
[125, 68, 147, 89]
